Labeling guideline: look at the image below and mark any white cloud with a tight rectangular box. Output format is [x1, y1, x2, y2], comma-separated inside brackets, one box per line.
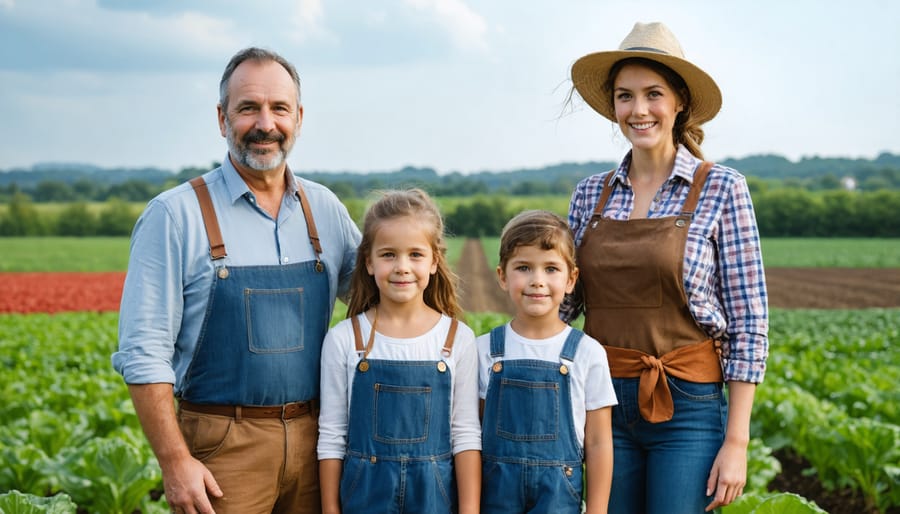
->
[1, 0, 240, 71]
[403, 0, 488, 51]
[286, 0, 336, 44]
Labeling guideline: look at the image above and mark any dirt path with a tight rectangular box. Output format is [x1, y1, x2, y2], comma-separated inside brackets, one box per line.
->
[453, 239, 900, 313]
[455, 238, 516, 315]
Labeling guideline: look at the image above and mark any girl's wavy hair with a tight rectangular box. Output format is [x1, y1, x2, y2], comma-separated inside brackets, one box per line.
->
[346, 188, 461, 318]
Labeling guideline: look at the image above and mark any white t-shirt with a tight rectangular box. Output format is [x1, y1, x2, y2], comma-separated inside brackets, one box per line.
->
[477, 324, 618, 448]
[318, 314, 481, 460]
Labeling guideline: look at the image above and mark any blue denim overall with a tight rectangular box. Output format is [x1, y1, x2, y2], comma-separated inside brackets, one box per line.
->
[481, 326, 585, 514]
[340, 315, 460, 514]
[181, 179, 330, 405]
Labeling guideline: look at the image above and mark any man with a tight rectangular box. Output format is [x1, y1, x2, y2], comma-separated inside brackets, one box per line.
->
[113, 47, 360, 514]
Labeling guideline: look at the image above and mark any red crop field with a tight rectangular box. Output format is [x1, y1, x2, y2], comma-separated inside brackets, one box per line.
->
[0, 272, 126, 313]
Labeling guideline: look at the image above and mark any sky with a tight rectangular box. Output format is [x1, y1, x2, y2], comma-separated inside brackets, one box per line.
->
[2, 0, 899, 175]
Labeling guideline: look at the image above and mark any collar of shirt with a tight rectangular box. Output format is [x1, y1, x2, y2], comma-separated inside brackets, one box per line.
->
[610, 145, 703, 187]
[220, 154, 299, 205]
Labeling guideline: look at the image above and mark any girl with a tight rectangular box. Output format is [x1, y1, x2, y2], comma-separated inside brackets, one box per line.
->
[478, 210, 616, 513]
[318, 188, 481, 514]
[565, 22, 768, 513]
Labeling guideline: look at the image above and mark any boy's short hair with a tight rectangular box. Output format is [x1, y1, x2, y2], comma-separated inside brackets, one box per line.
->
[498, 210, 576, 273]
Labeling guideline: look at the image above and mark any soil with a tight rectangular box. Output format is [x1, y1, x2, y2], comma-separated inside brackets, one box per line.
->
[765, 267, 900, 308]
[769, 448, 899, 514]
[455, 238, 517, 316]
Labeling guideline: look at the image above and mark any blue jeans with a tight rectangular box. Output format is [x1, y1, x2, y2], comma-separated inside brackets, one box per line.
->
[609, 376, 727, 514]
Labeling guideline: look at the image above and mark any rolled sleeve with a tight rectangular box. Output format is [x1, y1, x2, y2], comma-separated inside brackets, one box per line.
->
[113, 199, 185, 385]
[717, 177, 769, 383]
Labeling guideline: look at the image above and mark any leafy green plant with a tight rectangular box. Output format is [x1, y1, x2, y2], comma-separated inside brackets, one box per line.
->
[722, 492, 828, 513]
[745, 438, 781, 494]
[52, 437, 161, 514]
[0, 490, 77, 513]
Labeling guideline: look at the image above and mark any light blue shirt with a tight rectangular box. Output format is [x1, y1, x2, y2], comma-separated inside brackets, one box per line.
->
[113, 156, 361, 392]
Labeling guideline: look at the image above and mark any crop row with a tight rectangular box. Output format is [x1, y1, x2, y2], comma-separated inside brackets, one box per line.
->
[3, 310, 898, 512]
[753, 309, 900, 513]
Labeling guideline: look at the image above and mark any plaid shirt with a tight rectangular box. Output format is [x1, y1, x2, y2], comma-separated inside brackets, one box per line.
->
[562, 145, 768, 383]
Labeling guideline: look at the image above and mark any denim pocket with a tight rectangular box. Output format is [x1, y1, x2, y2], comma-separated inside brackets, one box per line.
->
[245, 287, 304, 353]
[429, 458, 454, 508]
[339, 456, 368, 501]
[559, 464, 584, 503]
[497, 378, 559, 441]
[373, 383, 431, 444]
[667, 376, 722, 401]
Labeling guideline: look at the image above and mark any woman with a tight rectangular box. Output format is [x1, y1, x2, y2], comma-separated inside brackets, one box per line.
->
[562, 22, 768, 513]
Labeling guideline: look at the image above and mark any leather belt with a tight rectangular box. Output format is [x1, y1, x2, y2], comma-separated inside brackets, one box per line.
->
[179, 399, 318, 420]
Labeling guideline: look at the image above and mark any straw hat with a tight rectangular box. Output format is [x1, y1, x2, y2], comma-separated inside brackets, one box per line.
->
[571, 22, 722, 124]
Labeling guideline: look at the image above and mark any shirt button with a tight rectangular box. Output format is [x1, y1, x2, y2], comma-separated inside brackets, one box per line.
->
[282, 256, 290, 264]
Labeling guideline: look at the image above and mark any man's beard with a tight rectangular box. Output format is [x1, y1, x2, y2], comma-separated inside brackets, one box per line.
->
[225, 120, 297, 172]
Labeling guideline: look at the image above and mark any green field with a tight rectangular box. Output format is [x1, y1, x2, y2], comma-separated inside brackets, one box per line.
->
[2, 236, 899, 272]
[0, 237, 132, 272]
[761, 238, 900, 267]
[15, 201, 148, 217]
[435, 195, 572, 219]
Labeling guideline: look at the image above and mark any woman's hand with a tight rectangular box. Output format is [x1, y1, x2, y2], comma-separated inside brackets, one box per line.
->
[704, 435, 748, 511]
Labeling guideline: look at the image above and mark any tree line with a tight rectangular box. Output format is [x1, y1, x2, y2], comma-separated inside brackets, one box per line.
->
[2, 188, 898, 238]
[3, 152, 900, 205]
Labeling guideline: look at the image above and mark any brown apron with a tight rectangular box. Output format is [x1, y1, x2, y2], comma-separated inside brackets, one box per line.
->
[577, 161, 722, 423]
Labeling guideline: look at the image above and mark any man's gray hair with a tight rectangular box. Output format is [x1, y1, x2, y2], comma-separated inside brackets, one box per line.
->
[219, 47, 301, 112]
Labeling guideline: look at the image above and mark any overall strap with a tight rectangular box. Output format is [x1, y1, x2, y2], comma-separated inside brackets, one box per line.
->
[351, 315, 365, 353]
[489, 326, 506, 358]
[559, 328, 584, 361]
[295, 183, 324, 271]
[351, 313, 377, 373]
[680, 161, 714, 218]
[189, 177, 227, 260]
[591, 170, 618, 216]
[442, 318, 459, 357]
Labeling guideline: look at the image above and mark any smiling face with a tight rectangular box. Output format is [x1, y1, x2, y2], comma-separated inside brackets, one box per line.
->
[498, 244, 578, 323]
[218, 59, 302, 174]
[612, 62, 685, 155]
[365, 216, 438, 310]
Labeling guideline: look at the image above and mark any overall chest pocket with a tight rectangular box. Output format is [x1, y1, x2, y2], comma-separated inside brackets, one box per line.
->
[373, 383, 432, 444]
[496, 378, 560, 441]
[245, 288, 304, 353]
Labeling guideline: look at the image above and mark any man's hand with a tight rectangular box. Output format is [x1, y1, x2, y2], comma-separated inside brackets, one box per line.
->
[162, 455, 223, 514]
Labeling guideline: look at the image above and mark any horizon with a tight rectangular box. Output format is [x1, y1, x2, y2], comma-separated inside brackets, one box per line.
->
[4, 149, 898, 177]
[2, 0, 899, 173]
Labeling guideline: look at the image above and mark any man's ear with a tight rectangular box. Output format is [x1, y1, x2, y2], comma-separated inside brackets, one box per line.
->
[217, 104, 227, 137]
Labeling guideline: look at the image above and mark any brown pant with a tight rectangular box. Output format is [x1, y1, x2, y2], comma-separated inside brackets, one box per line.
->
[177, 408, 321, 514]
